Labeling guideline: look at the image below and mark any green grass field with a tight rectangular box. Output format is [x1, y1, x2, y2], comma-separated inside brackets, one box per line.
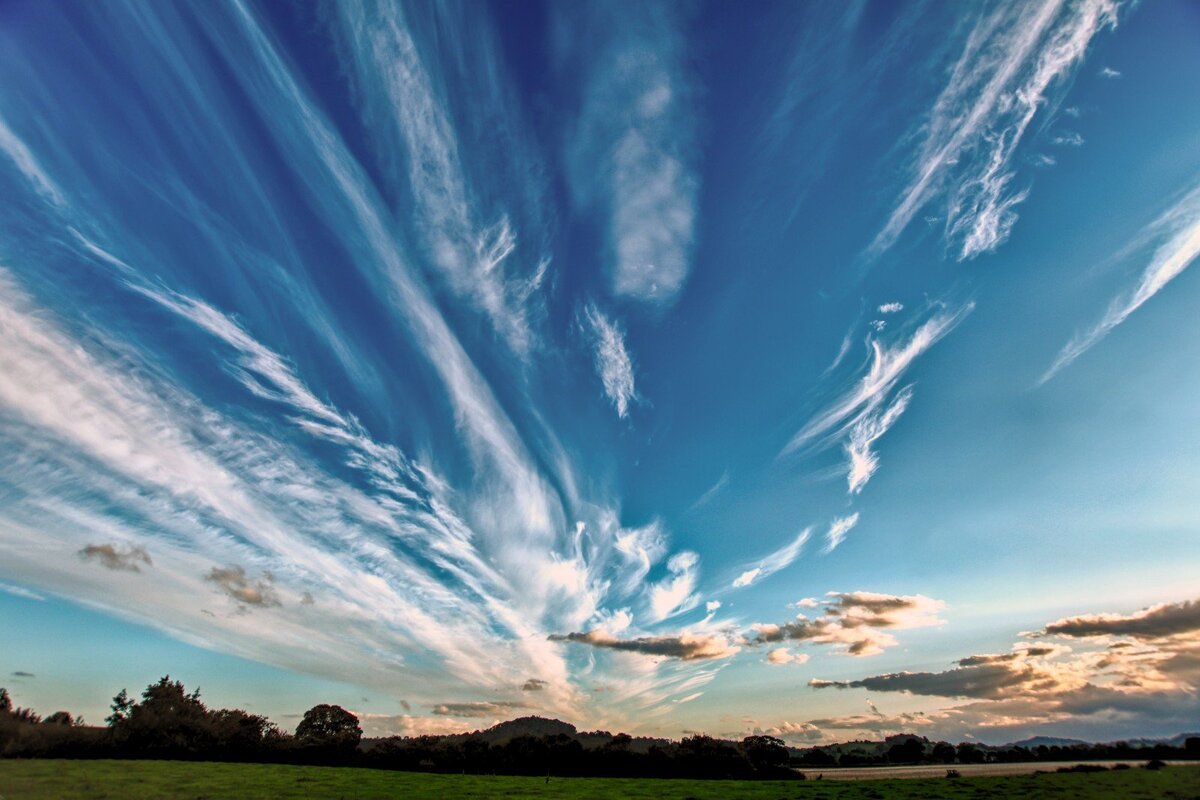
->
[0, 760, 1197, 799]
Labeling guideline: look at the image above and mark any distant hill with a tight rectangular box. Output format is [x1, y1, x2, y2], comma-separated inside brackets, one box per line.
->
[1008, 736, 1089, 749]
[469, 716, 578, 745]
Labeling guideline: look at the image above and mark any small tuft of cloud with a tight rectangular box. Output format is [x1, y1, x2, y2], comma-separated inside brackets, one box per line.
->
[766, 649, 810, 666]
[11, 671, 34, 678]
[205, 565, 281, 608]
[877, 302, 904, 314]
[78, 543, 152, 573]
[521, 678, 548, 692]
[1098, 66, 1122, 78]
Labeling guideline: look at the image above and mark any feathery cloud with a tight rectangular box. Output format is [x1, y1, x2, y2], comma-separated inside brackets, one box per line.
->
[784, 305, 971, 494]
[869, 0, 1121, 260]
[729, 527, 811, 589]
[823, 513, 860, 554]
[582, 304, 637, 418]
[1042, 183, 1200, 382]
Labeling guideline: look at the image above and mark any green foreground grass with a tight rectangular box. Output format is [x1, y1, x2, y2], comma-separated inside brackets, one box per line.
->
[0, 760, 1197, 800]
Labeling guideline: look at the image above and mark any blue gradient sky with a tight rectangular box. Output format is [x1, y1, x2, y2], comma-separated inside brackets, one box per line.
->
[1, 0, 1198, 744]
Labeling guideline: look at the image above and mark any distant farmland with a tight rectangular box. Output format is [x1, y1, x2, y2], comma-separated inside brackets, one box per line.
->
[1, 759, 1197, 799]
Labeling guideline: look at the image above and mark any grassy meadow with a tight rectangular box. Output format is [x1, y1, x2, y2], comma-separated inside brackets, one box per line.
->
[0, 760, 1197, 799]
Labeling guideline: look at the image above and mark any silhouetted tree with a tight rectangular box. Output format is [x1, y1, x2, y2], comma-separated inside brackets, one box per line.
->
[296, 704, 361, 755]
[932, 741, 956, 763]
[0, 688, 11, 715]
[741, 735, 788, 770]
[43, 711, 74, 726]
[111, 676, 211, 756]
[106, 689, 133, 726]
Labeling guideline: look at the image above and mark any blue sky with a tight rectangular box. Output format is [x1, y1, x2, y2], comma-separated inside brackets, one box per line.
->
[1, 0, 1198, 744]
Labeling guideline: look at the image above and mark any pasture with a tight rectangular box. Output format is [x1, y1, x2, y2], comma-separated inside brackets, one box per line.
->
[0, 759, 1197, 799]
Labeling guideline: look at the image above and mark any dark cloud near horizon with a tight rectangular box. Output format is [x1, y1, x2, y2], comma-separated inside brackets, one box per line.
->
[78, 543, 151, 572]
[1039, 598, 1200, 640]
[810, 644, 1073, 700]
[522, 678, 548, 692]
[205, 565, 280, 608]
[430, 701, 526, 718]
[957, 646, 1059, 667]
[11, 671, 34, 678]
[550, 630, 736, 661]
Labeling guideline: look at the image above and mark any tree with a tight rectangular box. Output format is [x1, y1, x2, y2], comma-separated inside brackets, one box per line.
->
[0, 688, 11, 715]
[741, 735, 789, 770]
[295, 704, 362, 751]
[44, 711, 74, 726]
[107, 689, 133, 726]
[932, 741, 956, 763]
[112, 676, 211, 754]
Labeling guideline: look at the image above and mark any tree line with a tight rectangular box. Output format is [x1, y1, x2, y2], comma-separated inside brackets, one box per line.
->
[1, 680, 1196, 779]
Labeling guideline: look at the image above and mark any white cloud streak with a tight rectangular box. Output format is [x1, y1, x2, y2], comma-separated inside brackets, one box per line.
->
[730, 527, 812, 589]
[784, 305, 972, 494]
[1042, 183, 1200, 382]
[869, 0, 1121, 260]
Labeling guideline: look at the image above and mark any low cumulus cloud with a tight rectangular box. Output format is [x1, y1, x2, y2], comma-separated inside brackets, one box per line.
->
[550, 629, 738, 661]
[800, 596, 1200, 741]
[766, 648, 809, 666]
[1039, 598, 1200, 641]
[521, 679, 548, 692]
[205, 565, 280, 608]
[78, 543, 152, 572]
[751, 591, 946, 656]
[430, 701, 527, 718]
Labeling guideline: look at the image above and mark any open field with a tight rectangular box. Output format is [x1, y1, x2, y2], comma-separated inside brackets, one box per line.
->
[810, 759, 1200, 780]
[0, 760, 1197, 800]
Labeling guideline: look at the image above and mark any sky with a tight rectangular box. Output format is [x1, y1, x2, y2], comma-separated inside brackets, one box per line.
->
[1, 0, 1198, 746]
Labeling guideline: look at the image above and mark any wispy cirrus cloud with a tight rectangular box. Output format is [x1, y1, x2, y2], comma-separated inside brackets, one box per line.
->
[783, 304, 972, 494]
[564, 4, 698, 304]
[581, 303, 637, 418]
[326, 1, 549, 356]
[730, 527, 812, 589]
[822, 513, 860, 554]
[0, 113, 64, 206]
[869, 0, 1121, 260]
[1042, 183, 1200, 382]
